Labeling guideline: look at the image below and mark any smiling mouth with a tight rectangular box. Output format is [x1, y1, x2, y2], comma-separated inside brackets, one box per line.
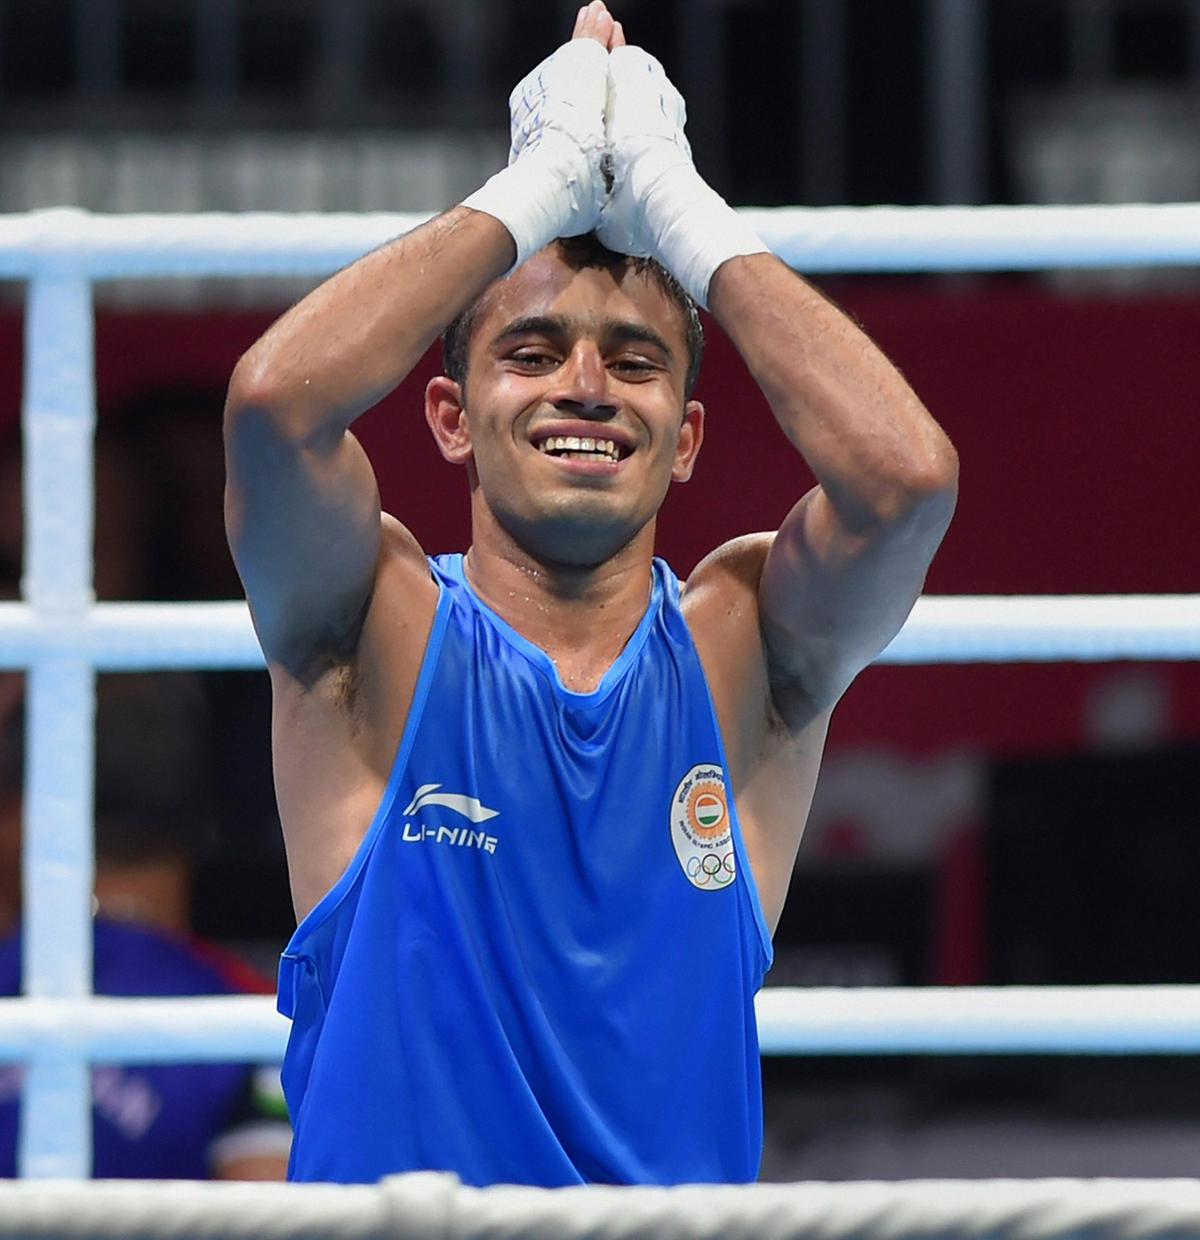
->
[536, 435, 628, 464]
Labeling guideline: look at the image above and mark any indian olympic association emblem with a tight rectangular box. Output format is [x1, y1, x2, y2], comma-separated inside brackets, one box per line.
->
[670, 764, 736, 891]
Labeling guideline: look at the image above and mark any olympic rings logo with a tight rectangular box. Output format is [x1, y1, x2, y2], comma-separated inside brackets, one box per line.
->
[685, 851, 736, 886]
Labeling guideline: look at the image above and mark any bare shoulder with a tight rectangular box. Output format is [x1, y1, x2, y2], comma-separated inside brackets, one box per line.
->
[683, 534, 793, 718]
[374, 511, 440, 601]
[683, 532, 775, 609]
[379, 509, 432, 563]
[681, 534, 776, 779]
[682, 531, 830, 760]
[682, 532, 775, 667]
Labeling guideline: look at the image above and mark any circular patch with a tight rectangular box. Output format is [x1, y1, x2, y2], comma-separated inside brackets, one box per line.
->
[670, 764, 735, 890]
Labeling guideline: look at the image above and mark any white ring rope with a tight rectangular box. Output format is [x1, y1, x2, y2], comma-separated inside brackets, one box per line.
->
[6, 986, 1200, 1063]
[2, 595, 1199, 670]
[2, 203, 1200, 276]
[4, 1173, 1200, 1240]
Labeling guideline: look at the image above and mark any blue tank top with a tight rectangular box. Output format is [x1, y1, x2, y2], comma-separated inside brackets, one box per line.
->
[278, 554, 773, 1186]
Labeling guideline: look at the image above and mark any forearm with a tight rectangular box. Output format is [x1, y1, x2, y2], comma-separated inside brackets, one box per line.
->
[709, 253, 958, 530]
[228, 207, 513, 437]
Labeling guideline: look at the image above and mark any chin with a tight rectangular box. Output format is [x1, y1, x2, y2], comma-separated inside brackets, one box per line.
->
[503, 503, 650, 568]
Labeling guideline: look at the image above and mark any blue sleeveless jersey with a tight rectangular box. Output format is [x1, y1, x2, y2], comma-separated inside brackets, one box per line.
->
[278, 555, 773, 1186]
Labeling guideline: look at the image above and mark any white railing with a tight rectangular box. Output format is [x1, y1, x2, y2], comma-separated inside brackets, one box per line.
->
[5, 204, 1199, 1179]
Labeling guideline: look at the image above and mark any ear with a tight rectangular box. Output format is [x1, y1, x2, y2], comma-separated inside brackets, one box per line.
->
[671, 400, 705, 483]
[425, 375, 473, 465]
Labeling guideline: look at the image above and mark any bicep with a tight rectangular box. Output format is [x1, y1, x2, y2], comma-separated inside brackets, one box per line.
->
[223, 404, 384, 670]
[760, 482, 955, 706]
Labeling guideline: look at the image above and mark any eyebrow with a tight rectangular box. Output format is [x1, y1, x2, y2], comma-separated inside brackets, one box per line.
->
[491, 314, 676, 362]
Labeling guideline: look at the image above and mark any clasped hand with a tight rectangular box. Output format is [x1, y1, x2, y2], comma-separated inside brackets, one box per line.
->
[507, 4, 690, 241]
[505, 3, 692, 262]
[465, 0, 765, 307]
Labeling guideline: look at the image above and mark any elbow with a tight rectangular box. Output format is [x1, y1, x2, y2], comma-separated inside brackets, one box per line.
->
[224, 350, 320, 451]
[225, 351, 282, 431]
[873, 435, 959, 532]
[907, 446, 958, 544]
[222, 355, 306, 476]
[898, 404, 958, 496]
[909, 434, 959, 506]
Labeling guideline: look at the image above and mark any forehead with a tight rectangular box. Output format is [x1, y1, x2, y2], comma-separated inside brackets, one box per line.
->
[470, 248, 688, 354]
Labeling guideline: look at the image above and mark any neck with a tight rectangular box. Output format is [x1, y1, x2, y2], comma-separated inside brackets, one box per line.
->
[464, 521, 657, 694]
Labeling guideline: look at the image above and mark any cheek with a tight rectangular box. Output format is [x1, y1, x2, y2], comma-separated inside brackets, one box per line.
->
[462, 406, 524, 486]
[467, 374, 542, 436]
[646, 405, 686, 454]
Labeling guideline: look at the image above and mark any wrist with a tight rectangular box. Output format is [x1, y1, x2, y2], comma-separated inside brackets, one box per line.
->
[637, 160, 769, 309]
[597, 43, 766, 305]
[462, 141, 603, 271]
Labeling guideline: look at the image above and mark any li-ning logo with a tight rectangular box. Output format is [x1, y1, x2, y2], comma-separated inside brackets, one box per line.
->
[401, 783, 500, 854]
[403, 784, 499, 823]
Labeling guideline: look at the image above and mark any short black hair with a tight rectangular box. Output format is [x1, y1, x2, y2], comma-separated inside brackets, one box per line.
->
[442, 233, 705, 398]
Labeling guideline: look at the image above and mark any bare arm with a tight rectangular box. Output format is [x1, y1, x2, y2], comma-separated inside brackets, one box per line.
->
[223, 207, 514, 671]
[707, 253, 959, 714]
[597, 36, 953, 714]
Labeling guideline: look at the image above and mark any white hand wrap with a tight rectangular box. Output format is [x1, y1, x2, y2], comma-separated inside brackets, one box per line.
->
[462, 39, 609, 271]
[597, 46, 769, 308]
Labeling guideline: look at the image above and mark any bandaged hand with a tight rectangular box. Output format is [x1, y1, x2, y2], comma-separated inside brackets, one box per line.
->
[597, 46, 768, 308]
[463, 36, 609, 270]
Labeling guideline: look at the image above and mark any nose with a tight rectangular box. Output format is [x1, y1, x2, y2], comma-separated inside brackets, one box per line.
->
[551, 343, 617, 417]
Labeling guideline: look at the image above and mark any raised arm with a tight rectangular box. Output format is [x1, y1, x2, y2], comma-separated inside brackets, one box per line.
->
[224, 7, 615, 672]
[223, 211, 513, 670]
[708, 257, 957, 709]
[598, 43, 957, 715]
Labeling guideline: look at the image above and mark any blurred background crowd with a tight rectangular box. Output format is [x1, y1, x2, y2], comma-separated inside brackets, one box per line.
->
[1, 0, 1199, 1183]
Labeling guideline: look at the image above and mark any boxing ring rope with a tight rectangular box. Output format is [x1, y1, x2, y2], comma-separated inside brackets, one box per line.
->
[6, 1173, 1200, 1240]
[3, 204, 1199, 1183]
[7, 984, 1200, 1065]
[4, 202, 1200, 275]
[2, 594, 1200, 668]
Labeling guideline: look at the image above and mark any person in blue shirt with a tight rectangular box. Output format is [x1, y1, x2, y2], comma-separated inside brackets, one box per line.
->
[223, 2, 958, 1186]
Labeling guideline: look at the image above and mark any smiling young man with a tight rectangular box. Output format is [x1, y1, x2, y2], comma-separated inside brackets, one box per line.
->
[223, 2, 957, 1187]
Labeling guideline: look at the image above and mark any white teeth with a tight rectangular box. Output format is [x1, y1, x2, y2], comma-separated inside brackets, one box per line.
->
[537, 435, 621, 462]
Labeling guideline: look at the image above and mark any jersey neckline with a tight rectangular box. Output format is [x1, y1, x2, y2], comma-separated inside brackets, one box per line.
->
[440, 553, 665, 710]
